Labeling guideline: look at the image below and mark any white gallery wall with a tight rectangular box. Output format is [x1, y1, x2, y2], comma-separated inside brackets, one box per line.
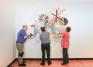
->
[0, 0, 16, 67]
[16, 0, 93, 58]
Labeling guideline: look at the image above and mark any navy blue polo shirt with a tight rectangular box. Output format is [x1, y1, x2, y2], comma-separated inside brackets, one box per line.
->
[16, 29, 27, 43]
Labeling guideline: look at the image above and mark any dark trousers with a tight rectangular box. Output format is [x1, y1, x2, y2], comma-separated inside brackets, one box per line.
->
[41, 43, 51, 63]
[63, 48, 69, 63]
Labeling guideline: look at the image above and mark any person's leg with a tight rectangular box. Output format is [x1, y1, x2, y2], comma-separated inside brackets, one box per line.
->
[46, 43, 51, 65]
[16, 43, 25, 66]
[66, 48, 69, 63]
[41, 44, 46, 65]
[62, 48, 69, 65]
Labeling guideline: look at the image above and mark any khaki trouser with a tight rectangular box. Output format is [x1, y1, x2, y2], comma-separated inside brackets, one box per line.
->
[16, 43, 24, 64]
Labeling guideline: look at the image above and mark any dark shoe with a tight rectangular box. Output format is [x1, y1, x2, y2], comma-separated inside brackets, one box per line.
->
[40, 62, 45, 65]
[61, 62, 68, 65]
[19, 63, 26, 66]
[48, 62, 52, 65]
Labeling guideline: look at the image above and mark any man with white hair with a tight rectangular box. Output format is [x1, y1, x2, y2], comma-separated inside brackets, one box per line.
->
[16, 25, 29, 66]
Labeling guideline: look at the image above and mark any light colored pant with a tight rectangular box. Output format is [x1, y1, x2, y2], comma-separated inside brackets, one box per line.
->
[16, 43, 24, 64]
